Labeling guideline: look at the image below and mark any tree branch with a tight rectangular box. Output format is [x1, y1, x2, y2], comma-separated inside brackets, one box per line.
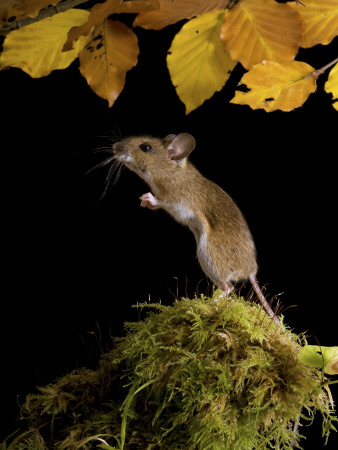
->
[0, 0, 90, 35]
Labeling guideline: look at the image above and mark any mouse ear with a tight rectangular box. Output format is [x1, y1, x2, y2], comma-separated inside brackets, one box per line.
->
[163, 134, 176, 143]
[167, 133, 196, 160]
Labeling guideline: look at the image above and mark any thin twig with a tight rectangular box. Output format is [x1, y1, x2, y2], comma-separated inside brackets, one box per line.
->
[290, 414, 300, 448]
[306, 57, 338, 79]
[0, 0, 90, 35]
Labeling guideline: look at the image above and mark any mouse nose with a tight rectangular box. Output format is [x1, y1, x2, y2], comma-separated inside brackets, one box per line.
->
[112, 142, 124, 154]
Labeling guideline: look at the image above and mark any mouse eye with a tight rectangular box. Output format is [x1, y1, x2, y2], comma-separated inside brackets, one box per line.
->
[139, 143, 153, 153]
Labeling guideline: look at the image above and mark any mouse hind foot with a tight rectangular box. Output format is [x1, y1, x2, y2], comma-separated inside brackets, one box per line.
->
[221, 281, 234, 297]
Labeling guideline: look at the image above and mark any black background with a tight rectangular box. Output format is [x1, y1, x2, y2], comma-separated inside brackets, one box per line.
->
[1, 12, 338, 448]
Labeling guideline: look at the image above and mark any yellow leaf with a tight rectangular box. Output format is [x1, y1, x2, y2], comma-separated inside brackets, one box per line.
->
[231, 60, 317, 112]
[325, 62, 338, 111]
[0, 8, 90, 77]
[167, 9, 236, 114]
[63, 0, 159, 51]
[79, 20, 139, 107]
[134, 0, 228, 30]
[220, 0, 302, 69]
[290, 0, 338, 47]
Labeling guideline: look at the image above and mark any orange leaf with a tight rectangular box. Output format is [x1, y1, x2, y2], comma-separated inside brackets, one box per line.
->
[290, 0, 338, 47]
[79, 19, 139, 107]
[231, 60, 316, 112]
[1, 1, 12, 23]
[63, 0, 159, 51]
[220, 0, 302, 69]
[0, 0, 62, 23]
[134, 0, 228, 30]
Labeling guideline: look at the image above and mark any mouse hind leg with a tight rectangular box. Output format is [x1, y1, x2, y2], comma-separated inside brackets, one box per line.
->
[220, 280, 234, 297]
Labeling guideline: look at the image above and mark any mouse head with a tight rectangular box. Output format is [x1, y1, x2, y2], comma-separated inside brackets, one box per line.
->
[112, 133, 196, 183]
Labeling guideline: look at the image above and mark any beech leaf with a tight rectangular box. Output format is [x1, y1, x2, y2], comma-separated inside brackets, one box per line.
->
[167, 9, 236, 114]
[0, 0, 62, 23]
[220, 0, 302, 69]
[290, 0, 338, 47]
[231, 60, 317, 112]
[134, 0, 228, 30]
[79, 20, 139, 107]
[63, 0, 159, 51]
[325, 62, 338, 111]
[0, 8, 91, 78]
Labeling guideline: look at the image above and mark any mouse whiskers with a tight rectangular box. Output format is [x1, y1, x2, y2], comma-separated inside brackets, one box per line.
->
[87, 147, 124, 200]
[101, 157, 124, 200]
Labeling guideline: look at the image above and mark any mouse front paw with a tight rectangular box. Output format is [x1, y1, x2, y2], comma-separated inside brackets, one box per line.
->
[139, 192, 160, 210]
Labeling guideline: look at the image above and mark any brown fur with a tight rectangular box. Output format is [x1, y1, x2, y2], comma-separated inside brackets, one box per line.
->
[113, 134, 257, 290]
[112, 133, 279, 324]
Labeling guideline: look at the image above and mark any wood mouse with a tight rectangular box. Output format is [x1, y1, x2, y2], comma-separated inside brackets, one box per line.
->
[111, 133, 280, 324]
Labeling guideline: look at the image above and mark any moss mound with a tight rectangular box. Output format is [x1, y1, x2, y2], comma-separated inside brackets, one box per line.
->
[9, 292, 337, 449]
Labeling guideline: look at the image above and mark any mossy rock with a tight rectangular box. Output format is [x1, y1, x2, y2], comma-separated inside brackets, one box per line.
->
[8, 292, 337, 449]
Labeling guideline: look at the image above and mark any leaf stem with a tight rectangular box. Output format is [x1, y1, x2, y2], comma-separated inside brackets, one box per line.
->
[306, 57, 338, 79]
[0, 0, 90, 35]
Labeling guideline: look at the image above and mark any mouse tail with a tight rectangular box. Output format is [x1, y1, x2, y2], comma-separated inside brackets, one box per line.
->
[248, 274, 280, 325]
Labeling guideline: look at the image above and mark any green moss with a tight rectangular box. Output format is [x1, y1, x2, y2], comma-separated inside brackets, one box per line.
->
[6, 292, 337, 449]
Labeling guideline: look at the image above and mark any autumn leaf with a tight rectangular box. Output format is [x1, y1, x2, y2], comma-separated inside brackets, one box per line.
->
[167, 9, 236, 114]
[0, 0, 335, 113]
[325, 61, 338, 111]
[0, 8, 91, 77]
[63, 0, 159, 51]
[231, 60, 317, 112]
[290, 0, 338, 47]
[0, 0, 62, 23]
[220, 0, 302, 69]
[134, 0, 228, 30]
[79, 20, 139, 107]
